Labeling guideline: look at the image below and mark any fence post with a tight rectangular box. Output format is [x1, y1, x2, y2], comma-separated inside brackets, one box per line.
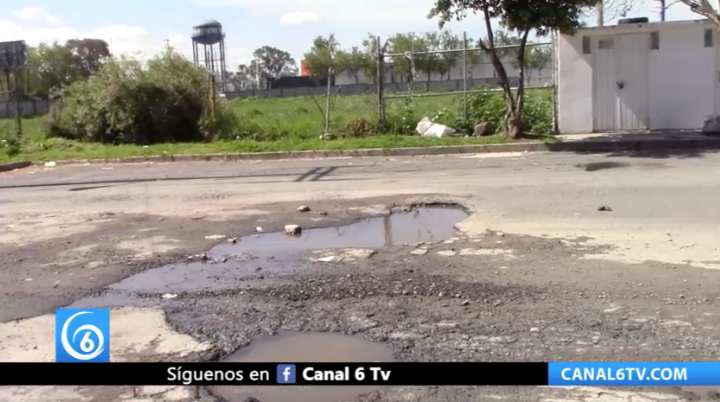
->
[462, 31, 468, 122]
[551, 31, 559, 134]
[376, 36, 385, 131]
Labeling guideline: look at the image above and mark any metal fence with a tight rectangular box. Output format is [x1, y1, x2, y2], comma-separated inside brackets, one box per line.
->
[227, 31, 558, 136]
[0, 98, 51, 118]
[374, 32, 558, 133]
[0, 32, 559, 137]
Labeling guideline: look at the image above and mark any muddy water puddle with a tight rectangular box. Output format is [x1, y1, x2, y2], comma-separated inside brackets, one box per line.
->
[74, 207, 467, 305]
[209, 332, 395, 402]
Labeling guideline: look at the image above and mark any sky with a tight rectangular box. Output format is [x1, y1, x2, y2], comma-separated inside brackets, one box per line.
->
[0, 0, 707, 70]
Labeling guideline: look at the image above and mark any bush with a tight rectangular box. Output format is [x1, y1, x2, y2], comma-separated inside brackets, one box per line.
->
[460, 88, 553, 135]
[4, 138, 21, 156]
[47, 49, 237, 145]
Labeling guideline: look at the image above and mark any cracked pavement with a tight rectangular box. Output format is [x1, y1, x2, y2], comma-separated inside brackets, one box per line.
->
[1, 150, 719, 401]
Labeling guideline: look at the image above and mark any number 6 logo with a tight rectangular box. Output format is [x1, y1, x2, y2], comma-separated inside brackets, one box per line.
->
[61, 311, 106, 361]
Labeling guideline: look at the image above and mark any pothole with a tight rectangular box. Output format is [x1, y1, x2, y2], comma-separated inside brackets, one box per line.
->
[71, 206, 468, 306]
[207, 332, 395, 402]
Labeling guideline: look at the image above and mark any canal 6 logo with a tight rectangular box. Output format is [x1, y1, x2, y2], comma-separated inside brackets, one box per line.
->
[55, 309, 110, 362]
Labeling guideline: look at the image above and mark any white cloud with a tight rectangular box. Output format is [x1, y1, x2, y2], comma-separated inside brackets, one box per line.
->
[193, 0, 439, 28]
[11, 7, 63, 26]
[280, 11, 321, 25]
[0, 7, 251, 68]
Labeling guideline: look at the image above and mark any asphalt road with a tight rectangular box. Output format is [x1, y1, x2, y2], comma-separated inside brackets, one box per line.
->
[1, 150, 720, 402]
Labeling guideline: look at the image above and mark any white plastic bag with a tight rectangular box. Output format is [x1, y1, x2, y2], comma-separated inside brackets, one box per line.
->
[415, 116, 456, 138]
[416, 117, 434, 136]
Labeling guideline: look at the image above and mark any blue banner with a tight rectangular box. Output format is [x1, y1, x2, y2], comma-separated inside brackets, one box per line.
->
[548, 362, 718, 386]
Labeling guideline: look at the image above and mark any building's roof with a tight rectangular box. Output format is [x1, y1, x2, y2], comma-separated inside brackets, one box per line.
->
[577, 18, 712, 34]
[193, 19, 222, 28]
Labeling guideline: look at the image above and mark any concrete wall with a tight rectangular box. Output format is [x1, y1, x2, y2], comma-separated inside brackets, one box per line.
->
[557, 32, 593, 134]
[647, 22, 719, 130]
[0, 99, 51, 118]
[558, 19, 720, 134]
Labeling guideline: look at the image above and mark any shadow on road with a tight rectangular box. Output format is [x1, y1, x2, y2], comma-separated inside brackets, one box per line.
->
[545, 131, 720, 159]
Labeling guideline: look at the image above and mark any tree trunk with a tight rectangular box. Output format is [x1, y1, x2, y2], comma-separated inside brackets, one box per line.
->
[480, 6, 520, 138]
[507, 29, 531, 140]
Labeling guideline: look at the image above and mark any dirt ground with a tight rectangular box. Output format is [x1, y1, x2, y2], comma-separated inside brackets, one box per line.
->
[1, 152, 720, 402]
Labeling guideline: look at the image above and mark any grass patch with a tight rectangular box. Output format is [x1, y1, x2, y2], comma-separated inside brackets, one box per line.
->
[0, 89, 554, 163]
[0, 134, 510, 163]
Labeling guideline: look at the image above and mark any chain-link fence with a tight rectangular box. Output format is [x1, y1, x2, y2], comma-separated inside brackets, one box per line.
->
[227, 32, 558, 137]
[375, 32, 557, 134]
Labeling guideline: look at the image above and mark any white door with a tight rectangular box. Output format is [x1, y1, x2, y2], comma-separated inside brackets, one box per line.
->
[593, 34, 650, 131]
[593, 37, 617, 131]
[615, 33, 649, 130]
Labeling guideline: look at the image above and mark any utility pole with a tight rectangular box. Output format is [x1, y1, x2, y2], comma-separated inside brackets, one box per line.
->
[164, 39, 170, 49]
[597, 0, 604, 26]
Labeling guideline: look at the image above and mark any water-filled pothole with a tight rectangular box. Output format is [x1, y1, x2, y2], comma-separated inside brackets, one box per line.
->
[71, 206, 467, 306]
[208, 332, 395, 402]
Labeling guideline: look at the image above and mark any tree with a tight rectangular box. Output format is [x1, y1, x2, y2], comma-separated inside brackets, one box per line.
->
[25, 42, 77, 98]
[252, 46, 297, 82]
[464, 35, 483, 79]
[420, 32, 441, 82]
[676, 0, 720, 27]
[303, 34, 339, 81]
[336, 47, 370, 84]
[65, 38, 111, 78]
[227, 64, 256, 90]
[430, 0, 597, 138]
[438, 30, 462, 80]
[527, 44, 552, 84]
[361, 33, 384, 84]
[16, 38, 110, 98]
[491, 30, 548, 85]
[387, 33, 428, 83]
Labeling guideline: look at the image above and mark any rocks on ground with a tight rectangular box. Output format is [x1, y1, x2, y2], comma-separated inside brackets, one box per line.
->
[284, 224, 302, 236]
[474, 122, 495, 137]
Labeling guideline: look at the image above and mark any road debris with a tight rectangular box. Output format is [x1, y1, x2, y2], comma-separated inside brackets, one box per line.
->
[297, 205, 311, 212]
[284, 224, 302, 236]
[317, 256, 335, 262]
[411, 248, 429, 256]
[44, 161, 56, 167]
[162, 293, 178, 299]
[204, 235, 226, 240]
[255, 226, 264, 233]
[416, 116, 457, 137]
[598, 205, 613, 212]
[227, 237, 238, 244]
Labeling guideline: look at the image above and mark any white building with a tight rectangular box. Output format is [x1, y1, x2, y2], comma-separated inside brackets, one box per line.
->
[558, 19, 719, 134]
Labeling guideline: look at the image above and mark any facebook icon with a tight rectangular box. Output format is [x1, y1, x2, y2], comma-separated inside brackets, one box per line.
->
[276, 364, 296, 384]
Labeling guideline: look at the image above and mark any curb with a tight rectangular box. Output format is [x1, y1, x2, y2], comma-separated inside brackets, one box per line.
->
[0, 161, 31, 173]
[20, 137, 720, 167]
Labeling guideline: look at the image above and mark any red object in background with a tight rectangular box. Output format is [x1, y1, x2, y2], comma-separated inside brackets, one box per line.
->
[300, 59, 311, 77]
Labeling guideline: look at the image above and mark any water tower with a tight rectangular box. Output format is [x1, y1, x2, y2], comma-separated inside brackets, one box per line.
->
[191, 19, 228, 93]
